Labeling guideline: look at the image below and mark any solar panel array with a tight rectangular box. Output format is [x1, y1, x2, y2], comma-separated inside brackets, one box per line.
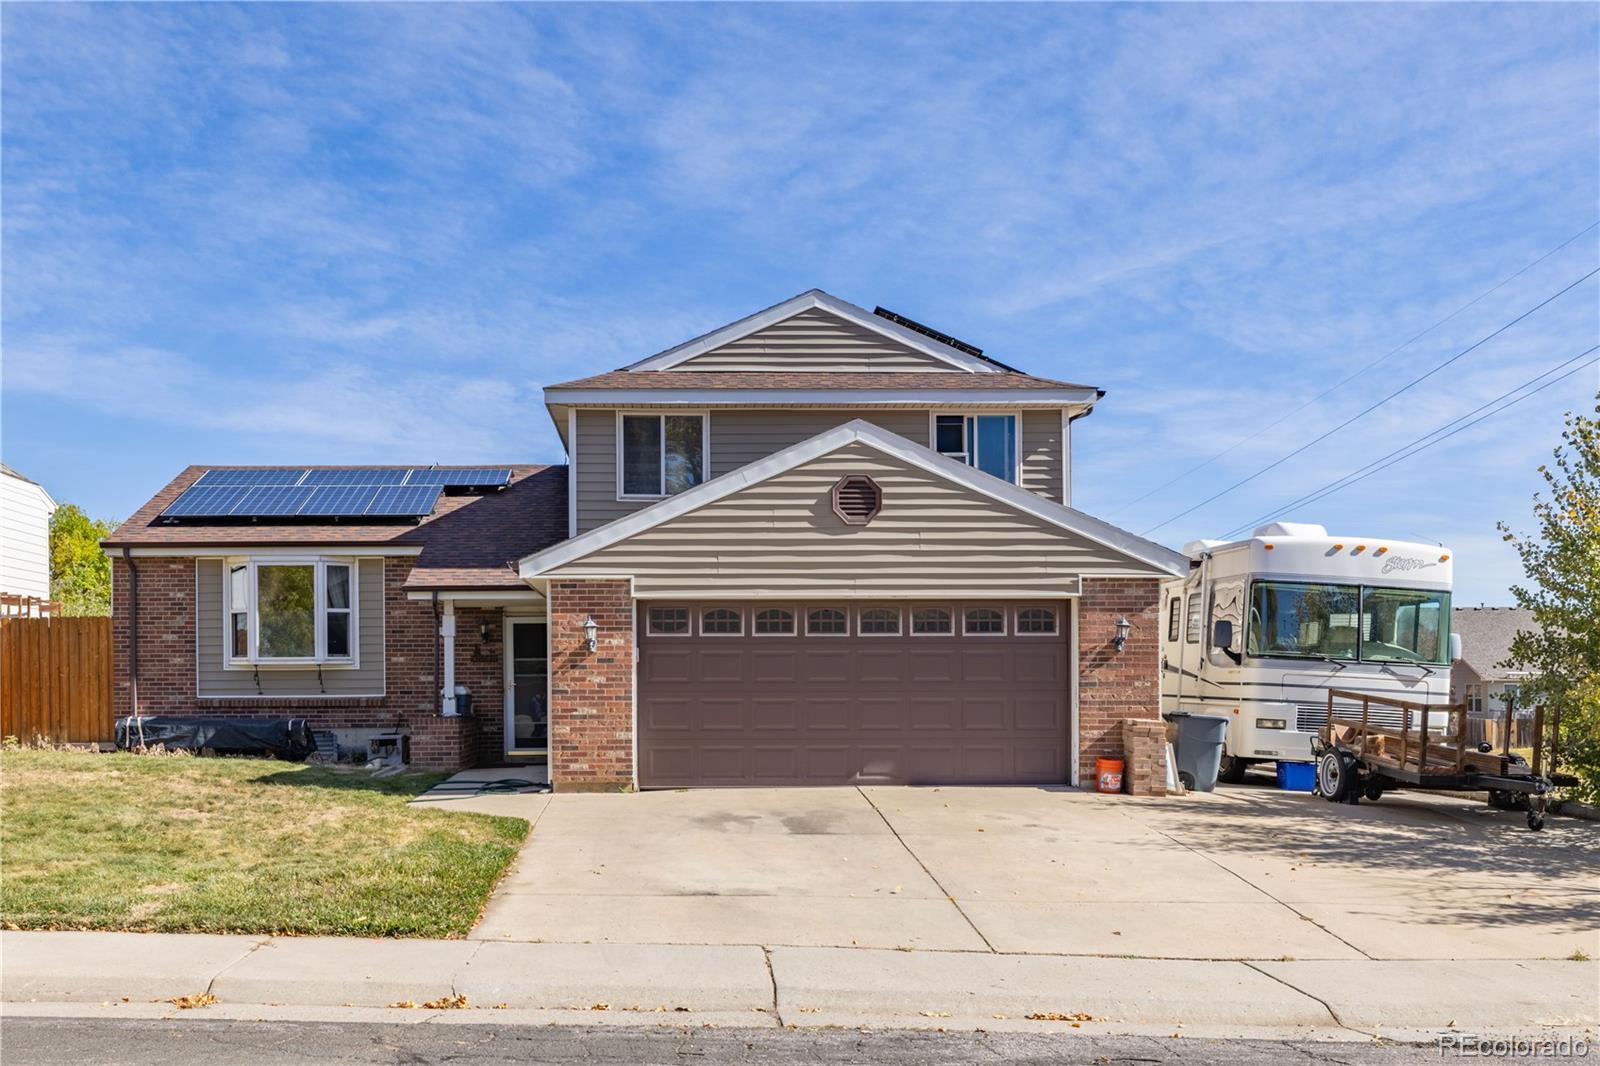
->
[162, 467, 511, 520]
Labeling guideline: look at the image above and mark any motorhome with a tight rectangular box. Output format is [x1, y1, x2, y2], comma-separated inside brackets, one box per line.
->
[1159, 522, 1457, 783]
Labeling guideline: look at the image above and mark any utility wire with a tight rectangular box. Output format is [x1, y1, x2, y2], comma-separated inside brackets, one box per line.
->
[1218, 346, 1600, 540]
[1108, 220, 1600, 518]
[1139, 266, 1600, 536]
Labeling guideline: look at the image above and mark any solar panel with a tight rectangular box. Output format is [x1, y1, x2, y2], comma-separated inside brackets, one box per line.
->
[161, 486, 252, 517]
[300, 486, 381, 516]
[365, 485, 442, 516]
[302, 468, 410, 486]
[405, 467, 512, 487]
[233, 486, 315, 516]
[194, 468, 307, 487]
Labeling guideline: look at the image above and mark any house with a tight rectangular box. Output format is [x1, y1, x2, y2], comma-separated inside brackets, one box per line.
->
[1, 464, 58, 612]
[103, 290, 1188, 788]
[1451, 606, 1536, 719]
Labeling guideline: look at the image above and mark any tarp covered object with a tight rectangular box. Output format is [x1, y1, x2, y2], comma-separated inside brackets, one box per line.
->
[115, 716, 314, 760]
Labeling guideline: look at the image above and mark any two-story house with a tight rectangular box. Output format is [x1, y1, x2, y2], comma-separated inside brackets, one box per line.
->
[104, 290, 1186, 788]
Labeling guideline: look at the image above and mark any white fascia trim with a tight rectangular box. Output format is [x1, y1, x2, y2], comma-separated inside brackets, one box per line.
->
[112, 545, 422, 559]
[405, 589, 545, 603]
[543, 387, 1100, 407]
[624, 290, 1000, 374]
[518, 419, 1189, 579]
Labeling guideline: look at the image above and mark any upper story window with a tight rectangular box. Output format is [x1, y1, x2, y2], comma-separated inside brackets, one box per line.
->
[226, 558, 356, 667]
[620, 413, 706, 499]
[934, 414, 1017, 483]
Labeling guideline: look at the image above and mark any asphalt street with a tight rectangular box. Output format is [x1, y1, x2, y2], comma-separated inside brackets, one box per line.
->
[0, 1019, 1451, 1065]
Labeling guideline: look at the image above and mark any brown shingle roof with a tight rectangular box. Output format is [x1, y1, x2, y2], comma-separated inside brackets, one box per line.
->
[1452, 606, 1537, 682]
[103, 465, 568, 590]
[545, 370, 1097, 392]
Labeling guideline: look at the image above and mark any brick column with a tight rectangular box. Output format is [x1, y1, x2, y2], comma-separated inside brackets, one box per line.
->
[1121, 718, 1170, 796]
[547, 579, 634, 792]
[1077, 577, 1162, 780]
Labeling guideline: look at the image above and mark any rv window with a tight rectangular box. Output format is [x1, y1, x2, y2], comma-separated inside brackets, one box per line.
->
[1360, 587, 1450, 665]
[1167, 598, 1181, 642]
[1248, 581, 1360, 661]
[1185, 594, 1201, 644]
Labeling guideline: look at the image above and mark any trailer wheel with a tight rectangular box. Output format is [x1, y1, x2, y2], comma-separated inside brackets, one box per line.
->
[1527, 811, 1545, 831]
[1316, 750, 1352, 802]
[1218, 755, 1248, 785]
[1363, 780, 1384, 802]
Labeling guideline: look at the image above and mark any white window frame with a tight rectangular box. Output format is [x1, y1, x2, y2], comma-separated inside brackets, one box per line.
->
[753, 606, 798, 637]
[616, 410, 710, 501]
[962, 605, 1008, 637]
[910, 605, 955, 637]
[805, 606, 851, 637]
[223, 556, 359, 669]
[928, 411, 1021, 484]
[857, 605, 902, 637]
[1015, 605, 1059, 636]
[645, 605, 692, 638]
[699, 606, 744, 637]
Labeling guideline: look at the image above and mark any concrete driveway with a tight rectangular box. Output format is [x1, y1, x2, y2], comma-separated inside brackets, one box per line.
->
[470, 781, 1599, 962]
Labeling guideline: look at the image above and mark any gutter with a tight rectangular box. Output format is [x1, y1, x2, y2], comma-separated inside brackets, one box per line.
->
[120, 548, 139, 717]
[431, 591, 442, 716]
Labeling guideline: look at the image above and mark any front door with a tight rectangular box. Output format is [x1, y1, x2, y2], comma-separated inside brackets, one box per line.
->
[505, 620, 549, 756]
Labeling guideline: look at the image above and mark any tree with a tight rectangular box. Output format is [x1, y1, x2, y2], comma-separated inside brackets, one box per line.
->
[1499, 402, 1600, 804]
[48, 504, 118, 616]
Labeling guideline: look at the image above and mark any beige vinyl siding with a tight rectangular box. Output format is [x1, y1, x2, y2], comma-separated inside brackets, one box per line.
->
[674, 307, 957, 371]
[546, 441, 1162, 597]
[577, 407, 1069, 533]
[0, 472, 54, 600]
[1020, 410, 1064, 505]
[195, 557, 385, 698]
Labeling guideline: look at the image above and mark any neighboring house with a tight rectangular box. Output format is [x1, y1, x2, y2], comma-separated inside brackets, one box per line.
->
[1, 464, 58, 608]
[104, 290, 1187, 788]
[1451, 606, 1536, 719]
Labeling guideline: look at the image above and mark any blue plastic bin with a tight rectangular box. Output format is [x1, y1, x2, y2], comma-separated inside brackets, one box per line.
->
[1276, 761, 1316, 792]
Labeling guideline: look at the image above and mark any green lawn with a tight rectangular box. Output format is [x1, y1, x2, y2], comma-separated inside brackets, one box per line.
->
[0, 749, 527, 938]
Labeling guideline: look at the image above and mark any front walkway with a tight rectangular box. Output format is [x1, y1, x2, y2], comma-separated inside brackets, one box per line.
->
[470, 782, 1600, 962]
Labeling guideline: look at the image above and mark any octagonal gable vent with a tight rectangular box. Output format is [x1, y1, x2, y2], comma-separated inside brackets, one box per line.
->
[831, 475, 882, 526]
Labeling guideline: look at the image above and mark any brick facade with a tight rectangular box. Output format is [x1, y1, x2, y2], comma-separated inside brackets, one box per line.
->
[547, 579, 634, 792]
[110, 555, 507, 770]
[1076, 577, 1162, 776]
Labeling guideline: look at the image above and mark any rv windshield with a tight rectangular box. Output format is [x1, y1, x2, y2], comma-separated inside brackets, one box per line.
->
[1247, 581, 1451, 664]
[1247, 582, 1361, 660]
[1362, 586, 1450, 664]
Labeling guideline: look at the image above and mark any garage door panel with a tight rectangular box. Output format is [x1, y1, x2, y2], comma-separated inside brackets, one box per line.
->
[639, 601, 1070, 788]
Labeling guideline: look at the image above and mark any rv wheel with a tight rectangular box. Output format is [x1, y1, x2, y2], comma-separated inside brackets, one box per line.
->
[1363, 780, 1384, 802]
[1218, 755, 1248, 784]
[1316, 750, 1351, 802]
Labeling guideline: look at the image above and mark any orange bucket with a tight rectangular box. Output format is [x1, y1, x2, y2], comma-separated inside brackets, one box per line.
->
[1095, 757, 1124, 794]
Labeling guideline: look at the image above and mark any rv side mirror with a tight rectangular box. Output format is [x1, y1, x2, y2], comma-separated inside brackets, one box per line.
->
[1212, 619, 1234, 650]
[1449, 633, 1462, 663]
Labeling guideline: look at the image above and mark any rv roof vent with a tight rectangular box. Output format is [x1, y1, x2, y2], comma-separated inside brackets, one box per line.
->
[1252, 522, 1327, 539]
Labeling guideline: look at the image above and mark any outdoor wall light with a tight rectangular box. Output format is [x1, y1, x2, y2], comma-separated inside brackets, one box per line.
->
[582, 615, 599, 653]
[1112, 616, 1132, 652]
[479, 622, 493, 644]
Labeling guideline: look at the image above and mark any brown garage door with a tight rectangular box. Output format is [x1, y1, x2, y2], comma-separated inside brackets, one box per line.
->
[638, 601, 1070, 787]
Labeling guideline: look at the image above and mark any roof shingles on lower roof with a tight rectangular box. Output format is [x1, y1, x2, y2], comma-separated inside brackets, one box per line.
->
[544, 370, 1097, 392]
[102, 465, 568, 591]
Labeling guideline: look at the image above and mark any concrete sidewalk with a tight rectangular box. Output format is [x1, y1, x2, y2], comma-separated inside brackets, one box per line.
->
[2, 931, 1594, 1042]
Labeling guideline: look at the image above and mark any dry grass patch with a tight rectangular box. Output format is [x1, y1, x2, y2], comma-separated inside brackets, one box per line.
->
[0, 749, 527, 938]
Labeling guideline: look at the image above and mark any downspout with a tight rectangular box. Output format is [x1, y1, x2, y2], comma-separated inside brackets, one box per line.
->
[121, 548, 143, 747]
[432, 591, 442, 716]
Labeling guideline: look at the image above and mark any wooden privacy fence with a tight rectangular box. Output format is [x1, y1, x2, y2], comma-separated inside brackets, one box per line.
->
[0, 616, 114, 744]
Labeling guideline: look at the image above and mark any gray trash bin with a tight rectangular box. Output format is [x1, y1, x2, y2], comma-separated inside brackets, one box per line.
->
[1167, 712, 1230, 792]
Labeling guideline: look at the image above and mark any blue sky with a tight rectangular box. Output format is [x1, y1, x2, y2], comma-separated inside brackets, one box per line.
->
[3, 3, 1596, 605]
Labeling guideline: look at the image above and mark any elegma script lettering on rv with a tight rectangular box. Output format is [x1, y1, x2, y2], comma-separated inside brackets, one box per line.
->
[1380, 555, 1437, 575]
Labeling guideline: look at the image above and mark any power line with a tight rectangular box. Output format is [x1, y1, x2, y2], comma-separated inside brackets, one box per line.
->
[1108, 220, 1600, 518]
[1218, 346, 1600, 540]
[1139, 266, 1600, 536]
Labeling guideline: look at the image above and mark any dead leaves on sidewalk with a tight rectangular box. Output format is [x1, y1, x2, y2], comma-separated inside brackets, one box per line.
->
[168, 992, 217, 1009]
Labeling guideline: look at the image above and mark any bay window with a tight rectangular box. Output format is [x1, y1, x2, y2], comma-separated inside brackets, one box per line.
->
[620, 412, 707, 498]
[934, 413, 1017, 483]
[225, 558, 357, 666]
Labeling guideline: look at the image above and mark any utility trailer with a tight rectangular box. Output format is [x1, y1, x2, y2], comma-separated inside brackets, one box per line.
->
[1310, 689, 1577, 831]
